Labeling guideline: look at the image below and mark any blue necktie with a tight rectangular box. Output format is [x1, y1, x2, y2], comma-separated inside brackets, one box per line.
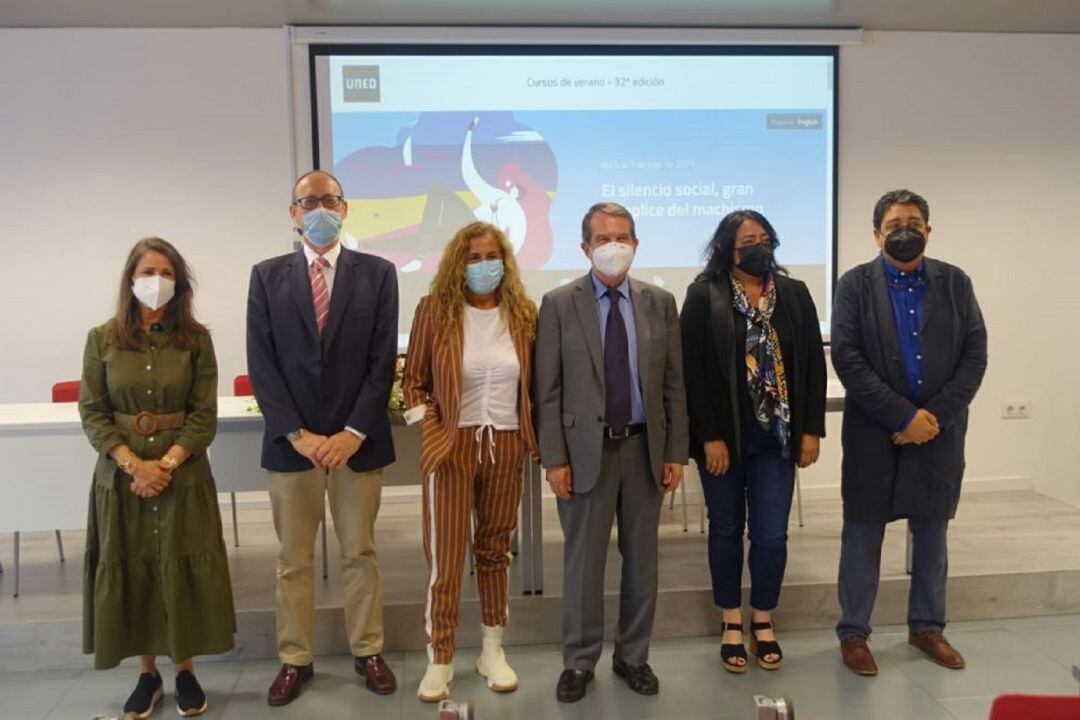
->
[604, 287, 632, 430]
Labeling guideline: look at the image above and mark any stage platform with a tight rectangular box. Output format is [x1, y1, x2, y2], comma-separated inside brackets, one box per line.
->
[1, 488, 1078, 672]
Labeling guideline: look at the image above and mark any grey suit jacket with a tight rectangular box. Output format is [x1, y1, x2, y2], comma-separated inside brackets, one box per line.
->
[534, 273, 689, 493]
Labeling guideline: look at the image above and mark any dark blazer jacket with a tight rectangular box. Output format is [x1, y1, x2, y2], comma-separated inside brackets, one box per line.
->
[680, 272, 827, 466]
[534, 273, 689, 494]
[246, 247, 399, 473]
[831, 256, 987, 522]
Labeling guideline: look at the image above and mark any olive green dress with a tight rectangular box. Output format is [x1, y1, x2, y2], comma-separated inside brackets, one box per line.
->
[79, 320, 236, 669]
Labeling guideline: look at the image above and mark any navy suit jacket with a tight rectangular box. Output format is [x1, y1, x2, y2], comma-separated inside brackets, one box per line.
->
[246, 246, 399, 473]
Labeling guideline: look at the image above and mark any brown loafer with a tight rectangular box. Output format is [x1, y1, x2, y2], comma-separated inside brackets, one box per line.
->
[909, 630, 965, 669]
[355, 654, 397, 695]
[840, 635, 878, 676]
[267, 663, 314, 706]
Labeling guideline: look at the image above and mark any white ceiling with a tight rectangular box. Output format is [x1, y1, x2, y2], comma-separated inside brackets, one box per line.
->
[2, 0, 1080, 34]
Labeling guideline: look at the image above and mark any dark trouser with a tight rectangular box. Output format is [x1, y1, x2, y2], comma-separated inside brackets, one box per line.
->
[699, 423, 795, 611]
[836, 517, 949, 640]
[557, 433, 662, 670]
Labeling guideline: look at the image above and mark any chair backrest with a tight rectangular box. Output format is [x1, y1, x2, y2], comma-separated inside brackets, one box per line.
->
[989, 694, 1080, 720]
[233, 374, 253, 396]
[51, 380, 81, 403]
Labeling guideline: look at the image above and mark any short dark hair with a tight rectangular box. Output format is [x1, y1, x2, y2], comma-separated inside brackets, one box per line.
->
[292, 169, 343, 199]
[699, 210, 785, 281]
[581, 202, 636, 243]
[873, 189, 929, 229]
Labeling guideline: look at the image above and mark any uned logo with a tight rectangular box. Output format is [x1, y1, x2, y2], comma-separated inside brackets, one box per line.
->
[343, 65, 380, 102]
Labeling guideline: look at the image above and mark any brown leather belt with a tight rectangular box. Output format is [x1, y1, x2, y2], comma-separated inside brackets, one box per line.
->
[114, 411, 185, 436]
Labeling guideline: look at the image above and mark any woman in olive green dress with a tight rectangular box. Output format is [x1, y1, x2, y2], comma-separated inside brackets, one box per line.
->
[80, 237, 235, 718]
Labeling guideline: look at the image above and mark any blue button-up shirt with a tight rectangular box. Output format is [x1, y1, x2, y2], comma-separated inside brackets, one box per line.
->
[591, 272, 646, 425]
[883, 255, 925, 430]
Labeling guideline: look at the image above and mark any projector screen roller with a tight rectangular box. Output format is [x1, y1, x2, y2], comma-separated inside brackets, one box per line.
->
[310, 46, 837, 343]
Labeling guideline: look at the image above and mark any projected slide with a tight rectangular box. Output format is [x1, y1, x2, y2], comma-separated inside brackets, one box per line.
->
[314, 52, 835, 339]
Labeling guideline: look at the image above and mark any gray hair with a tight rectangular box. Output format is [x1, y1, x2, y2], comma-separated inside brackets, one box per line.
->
[581, 202, 637, 243]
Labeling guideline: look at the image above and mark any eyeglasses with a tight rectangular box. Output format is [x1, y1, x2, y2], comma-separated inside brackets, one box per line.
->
[293, 195, 344, 211]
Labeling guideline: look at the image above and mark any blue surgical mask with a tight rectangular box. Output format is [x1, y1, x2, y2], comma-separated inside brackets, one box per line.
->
[300, 207, 342, 248]
[466, 259, 505, 295]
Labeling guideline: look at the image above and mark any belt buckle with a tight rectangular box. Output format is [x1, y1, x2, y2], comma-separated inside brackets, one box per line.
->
[607, 426, 630, 440]
[133, 411, 159, 436]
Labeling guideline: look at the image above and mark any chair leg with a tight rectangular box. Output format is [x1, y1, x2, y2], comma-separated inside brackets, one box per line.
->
[231, 492, 240, 548]
[794, 468, 804, 528]
[905, 521, 914, 575]
[55, 530, 65, 563]
[13, 531, 20, 598]
[322, 507, 329, 580]
[680, 481, 688, 532]
[668, 489, 675, 510]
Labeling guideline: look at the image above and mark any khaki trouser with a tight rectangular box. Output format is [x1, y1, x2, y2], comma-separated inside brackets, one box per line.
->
[423, 426, 525, 663]
[268, 466, 384, 665]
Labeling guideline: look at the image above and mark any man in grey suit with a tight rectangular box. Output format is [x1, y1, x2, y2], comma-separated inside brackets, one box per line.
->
[535, 202, 689, 703]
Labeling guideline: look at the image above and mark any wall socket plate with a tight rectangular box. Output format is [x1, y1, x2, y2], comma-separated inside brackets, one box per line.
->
[1001, 401, 1031, 419]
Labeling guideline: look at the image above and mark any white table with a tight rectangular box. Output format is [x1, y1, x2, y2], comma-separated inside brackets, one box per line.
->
[0, 396, 431, 596]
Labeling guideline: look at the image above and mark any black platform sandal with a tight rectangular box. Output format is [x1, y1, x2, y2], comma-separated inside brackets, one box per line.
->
[720, 622, 748, 674]
[749, 620, 783, 670]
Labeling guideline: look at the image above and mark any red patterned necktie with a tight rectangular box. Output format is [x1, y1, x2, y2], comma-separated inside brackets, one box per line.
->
[310, 255, 329, 340]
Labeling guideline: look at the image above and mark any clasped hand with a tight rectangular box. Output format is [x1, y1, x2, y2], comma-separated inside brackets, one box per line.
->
[290, 430, 363, 471]
[129, 459, 173, 498]
[892, 408, 940, 446]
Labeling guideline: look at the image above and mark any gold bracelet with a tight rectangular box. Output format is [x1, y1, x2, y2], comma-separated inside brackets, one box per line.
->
[116, 456, 136, 475]
[160, 455, 180, 470]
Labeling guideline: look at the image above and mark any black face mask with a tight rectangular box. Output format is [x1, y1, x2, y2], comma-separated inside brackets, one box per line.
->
[883, 226, 927, 263]
[736, 243, 774, 277]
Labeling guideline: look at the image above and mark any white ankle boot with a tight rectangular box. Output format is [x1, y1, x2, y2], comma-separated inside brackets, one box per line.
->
[476, 624, 519, 692]
[417, 662, 453, 702]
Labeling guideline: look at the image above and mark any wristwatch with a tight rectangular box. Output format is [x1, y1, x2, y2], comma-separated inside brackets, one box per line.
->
[286, 429, 304, 442]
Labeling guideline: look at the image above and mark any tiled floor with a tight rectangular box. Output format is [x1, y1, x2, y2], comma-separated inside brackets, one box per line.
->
[3, 614, 1079, 719]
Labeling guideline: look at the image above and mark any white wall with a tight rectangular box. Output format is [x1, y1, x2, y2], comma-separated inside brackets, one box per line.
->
[1, 29, 1078, 506]
[0, 28, 292, 403]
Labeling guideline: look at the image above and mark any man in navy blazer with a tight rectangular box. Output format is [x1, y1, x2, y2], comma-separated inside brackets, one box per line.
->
[247, 170, 400, 705]
[831, 189, 987, 678]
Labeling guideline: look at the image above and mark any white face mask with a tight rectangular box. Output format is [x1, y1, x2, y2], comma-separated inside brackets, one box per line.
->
[590, 241, 635, 278]
[132, 275, 176, 311]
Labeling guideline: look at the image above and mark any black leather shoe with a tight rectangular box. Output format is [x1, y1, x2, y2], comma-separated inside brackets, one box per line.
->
[612, 657, 659, 695]
[555, 668, 593, 703]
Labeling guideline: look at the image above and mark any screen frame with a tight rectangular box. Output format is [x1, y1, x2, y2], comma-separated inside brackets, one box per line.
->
[307, 42, 839, 340]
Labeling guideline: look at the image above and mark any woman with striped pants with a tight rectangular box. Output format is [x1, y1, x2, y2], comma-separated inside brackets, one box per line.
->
[401, 221, 539, 702]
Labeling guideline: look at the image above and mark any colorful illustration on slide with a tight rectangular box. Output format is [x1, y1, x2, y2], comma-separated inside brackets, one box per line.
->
[333, 111, 558, 271]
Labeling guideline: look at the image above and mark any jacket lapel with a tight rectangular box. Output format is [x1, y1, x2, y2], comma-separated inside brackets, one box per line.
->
[868, 259, 907, 388]
[629, 277, 651, 406]
[920, 258, 941, 332]
[288, 251, 318, 343]
[571, 274, 604, 380]
[321, 249, 353, 350]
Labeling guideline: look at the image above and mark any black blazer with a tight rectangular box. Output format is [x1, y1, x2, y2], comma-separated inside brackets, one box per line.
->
[831, 257, 987, 522]
[246, 247, 399, 473]
[680, 271, 827, 466]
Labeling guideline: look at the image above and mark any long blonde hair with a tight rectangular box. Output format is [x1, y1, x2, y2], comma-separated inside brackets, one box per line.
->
[429, 222, 537, 339]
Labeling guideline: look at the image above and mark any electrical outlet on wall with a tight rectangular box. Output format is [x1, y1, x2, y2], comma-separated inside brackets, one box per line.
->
[1001, 401, 1031, 419]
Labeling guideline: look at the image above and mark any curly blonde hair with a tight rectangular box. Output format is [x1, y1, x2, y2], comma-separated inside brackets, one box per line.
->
[429, 221, 537, 339]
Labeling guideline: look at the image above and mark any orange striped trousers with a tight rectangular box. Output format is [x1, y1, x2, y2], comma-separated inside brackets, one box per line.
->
[423, 425, 525, 663]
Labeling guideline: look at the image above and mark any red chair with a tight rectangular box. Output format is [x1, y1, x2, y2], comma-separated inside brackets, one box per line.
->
[989, 694, 1080, 720]
[51, 380, 81, 403]
[233, 375, 253, 396]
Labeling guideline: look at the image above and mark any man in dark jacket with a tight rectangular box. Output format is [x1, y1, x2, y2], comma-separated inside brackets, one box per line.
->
[247, 170, 399, 704]
[831, 189, 987, 677]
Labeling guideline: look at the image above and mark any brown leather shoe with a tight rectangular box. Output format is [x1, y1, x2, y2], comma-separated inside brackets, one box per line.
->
[267, 663, 314, 706]
[355, 654, 397, 695]
[909, 630, 966, 669]
[840, 635, 879, 676]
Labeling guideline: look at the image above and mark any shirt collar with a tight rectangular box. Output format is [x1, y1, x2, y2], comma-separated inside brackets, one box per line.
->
[302, 240, 342, 269]
[591, 271, 631, 300]
[881, 254, 925, 282]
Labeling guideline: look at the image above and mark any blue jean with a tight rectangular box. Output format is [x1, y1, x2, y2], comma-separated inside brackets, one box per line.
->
[836, 517, 949, 640]
[699, 424, 795, 610]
